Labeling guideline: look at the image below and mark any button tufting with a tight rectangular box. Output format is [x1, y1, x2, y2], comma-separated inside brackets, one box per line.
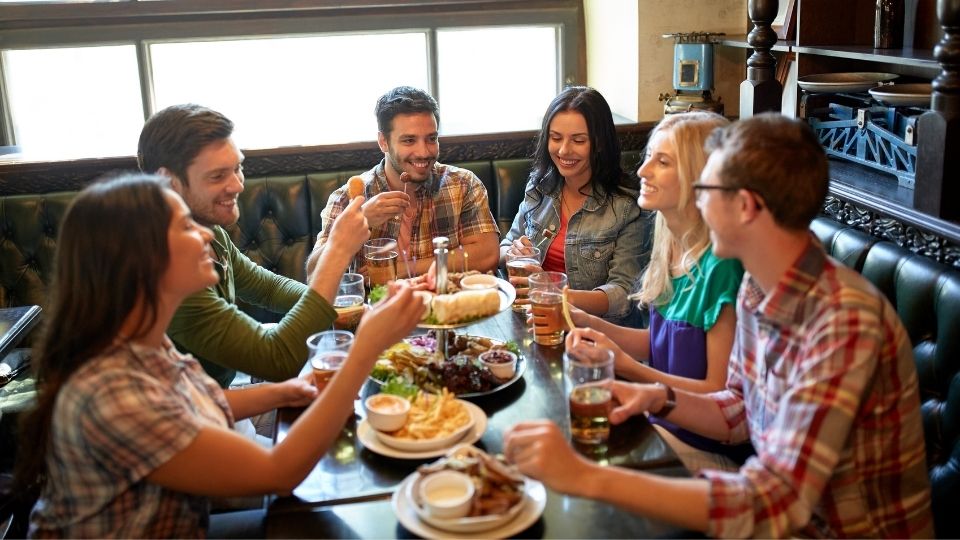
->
[593, 250, 601, 258]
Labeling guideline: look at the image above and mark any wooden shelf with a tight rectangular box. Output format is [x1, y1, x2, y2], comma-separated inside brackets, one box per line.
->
[719, 35, 793, 52]
[791, 44, 938, 69]
[827, 159, 960, 244]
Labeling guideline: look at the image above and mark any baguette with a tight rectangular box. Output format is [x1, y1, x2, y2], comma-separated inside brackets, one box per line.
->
[431, 289, 500, 324]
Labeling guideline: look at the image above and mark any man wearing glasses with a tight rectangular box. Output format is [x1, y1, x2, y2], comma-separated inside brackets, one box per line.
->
[504, 114, 932, 538]
[307, 86, 500, 278]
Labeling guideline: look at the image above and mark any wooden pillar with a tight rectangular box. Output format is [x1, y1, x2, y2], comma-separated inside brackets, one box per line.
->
[915, 0, 960, 219]
[740, 0, 783, 117]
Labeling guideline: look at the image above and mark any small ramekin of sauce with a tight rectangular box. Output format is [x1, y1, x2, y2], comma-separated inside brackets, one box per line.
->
[364, 393, 411, 432]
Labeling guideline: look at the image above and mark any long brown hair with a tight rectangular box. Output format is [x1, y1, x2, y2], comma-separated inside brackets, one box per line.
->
[14, 174, 173, 497]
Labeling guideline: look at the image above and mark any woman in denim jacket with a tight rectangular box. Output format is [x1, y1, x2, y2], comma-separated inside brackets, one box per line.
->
[500, 87, 649, 324]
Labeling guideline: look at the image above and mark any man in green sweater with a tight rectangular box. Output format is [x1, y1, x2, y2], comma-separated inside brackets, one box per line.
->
[137, 104, 368, 388]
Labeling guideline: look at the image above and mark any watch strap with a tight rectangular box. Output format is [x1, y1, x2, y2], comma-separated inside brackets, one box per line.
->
[651, 382, 676, 417]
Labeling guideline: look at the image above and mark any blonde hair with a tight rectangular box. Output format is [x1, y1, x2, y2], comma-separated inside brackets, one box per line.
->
[633, 111, 730, 307]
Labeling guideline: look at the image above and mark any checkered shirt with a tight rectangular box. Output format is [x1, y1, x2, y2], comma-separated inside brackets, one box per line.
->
[30, 339, 233, 538]
[317, 159, 499, 273]
[702, 238, 933, 538]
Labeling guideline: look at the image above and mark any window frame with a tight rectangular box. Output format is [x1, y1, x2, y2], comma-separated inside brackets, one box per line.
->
[0, 0, 582, 150]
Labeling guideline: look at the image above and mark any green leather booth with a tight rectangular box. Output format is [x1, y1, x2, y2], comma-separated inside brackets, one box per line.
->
[0, 151, 644, 318]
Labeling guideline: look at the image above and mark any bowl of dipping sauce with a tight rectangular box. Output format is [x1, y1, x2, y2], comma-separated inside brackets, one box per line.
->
[459, 274, 498, 291]
[363, 394, 411, 432]
[478, 350, 517, 380]
[418, 470, 475, 519]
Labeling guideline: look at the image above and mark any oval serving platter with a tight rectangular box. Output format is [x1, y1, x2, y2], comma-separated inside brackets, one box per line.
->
[797, 72, 898, 93]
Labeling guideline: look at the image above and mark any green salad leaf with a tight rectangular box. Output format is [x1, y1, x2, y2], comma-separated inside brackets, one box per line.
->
[368, 284, 387, 304]
[503, 340, 520, 356]
[380, 376, 419, 399]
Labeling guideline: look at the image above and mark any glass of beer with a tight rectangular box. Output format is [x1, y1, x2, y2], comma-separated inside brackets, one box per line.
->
[564, 344, 614, 444]
[528, 271, 567, 346]
[363, 238, 398, 287]
[306, 330, 353, 391]
[333, 273, 365, 332]
[506, 247, 541, 312]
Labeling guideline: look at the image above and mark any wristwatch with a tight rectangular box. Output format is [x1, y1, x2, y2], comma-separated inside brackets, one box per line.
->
[652, 382, 676, 417]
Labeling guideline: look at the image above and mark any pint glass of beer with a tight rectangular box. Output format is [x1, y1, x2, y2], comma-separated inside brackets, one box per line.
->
[528, 271, 567, 346]
[564, 344, 614, 444]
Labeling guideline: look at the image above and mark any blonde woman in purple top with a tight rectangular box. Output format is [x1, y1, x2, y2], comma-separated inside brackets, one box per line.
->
[567, 112, 750, 471]
[15, 175, 425, 538]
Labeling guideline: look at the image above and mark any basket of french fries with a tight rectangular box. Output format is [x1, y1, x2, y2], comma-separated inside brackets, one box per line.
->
[374, 389, 476, 452]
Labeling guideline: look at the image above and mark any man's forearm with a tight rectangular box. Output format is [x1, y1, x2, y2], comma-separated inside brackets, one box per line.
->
[305, 239, 324, 278]
[580, 466, 711, 534]
[309, 243, 356, 302]
[661, 390, 732, 442]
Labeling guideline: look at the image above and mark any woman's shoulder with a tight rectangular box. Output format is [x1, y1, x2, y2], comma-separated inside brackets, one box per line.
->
[699, 246, 743, 275]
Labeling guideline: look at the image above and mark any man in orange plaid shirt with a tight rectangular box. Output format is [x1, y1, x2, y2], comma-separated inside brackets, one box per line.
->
[307, 86, 499, 279]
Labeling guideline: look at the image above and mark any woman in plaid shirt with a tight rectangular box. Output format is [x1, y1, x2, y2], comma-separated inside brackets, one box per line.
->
[15, 175, 425, 538]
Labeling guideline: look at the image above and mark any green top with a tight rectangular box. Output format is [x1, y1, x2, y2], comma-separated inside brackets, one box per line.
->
[167, 226, 337, 387]
[654, 247, 743, 331]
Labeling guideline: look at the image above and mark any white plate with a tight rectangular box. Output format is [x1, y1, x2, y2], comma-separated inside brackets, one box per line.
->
[869, 83, 932, 107]
[392, 472, 547, 539]
[357, 401, 487, 459]
[407, 474, 527, 533]
[375, 400, 476, 452]
[418, 278, 516, 330]
[797, 72, 898, 93]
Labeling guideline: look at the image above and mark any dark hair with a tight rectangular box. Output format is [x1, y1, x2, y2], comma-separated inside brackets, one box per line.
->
[14, 174, 173, 499]
[528, 86, 636, 206]
[137, 104, 234, 186]
[705, 113, 828, 231]
[375, 86, 440, 137]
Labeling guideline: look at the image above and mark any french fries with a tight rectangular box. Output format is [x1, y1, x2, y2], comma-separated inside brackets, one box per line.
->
[391, 389, 470, 440]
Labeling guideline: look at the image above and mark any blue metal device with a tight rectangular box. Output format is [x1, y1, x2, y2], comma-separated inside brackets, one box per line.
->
[660, 32, 724, 115]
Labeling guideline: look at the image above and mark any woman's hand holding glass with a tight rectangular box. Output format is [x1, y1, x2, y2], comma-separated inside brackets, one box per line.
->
[506, 238, 543, 310]
[565, 327, 634, 376]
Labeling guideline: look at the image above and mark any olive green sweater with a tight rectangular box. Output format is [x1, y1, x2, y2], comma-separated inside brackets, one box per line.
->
[167, 226, 336, 387]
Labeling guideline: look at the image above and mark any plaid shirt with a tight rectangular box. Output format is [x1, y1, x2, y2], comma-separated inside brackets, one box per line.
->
[317, 159, 499, 274]
[702, 238, 933, 538]
[31, 339, 233, 538]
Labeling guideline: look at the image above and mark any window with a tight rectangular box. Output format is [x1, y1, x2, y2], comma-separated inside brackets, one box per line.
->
[3, 45, 143, 160]
[150, 33, 429, 148]
[0, 1, 580, 160]
[437, 26, 558, 135]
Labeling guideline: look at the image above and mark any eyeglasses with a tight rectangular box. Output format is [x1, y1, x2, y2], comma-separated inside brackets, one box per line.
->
[691, 183, 742, 194]
[692, 182, 765, 210]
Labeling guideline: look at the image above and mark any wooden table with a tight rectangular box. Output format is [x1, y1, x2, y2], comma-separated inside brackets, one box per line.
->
[268, 309, 696, 538]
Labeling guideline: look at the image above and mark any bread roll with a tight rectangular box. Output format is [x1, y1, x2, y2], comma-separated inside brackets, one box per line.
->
[347, 176, 365, 199]
[431, 289, 499, 324]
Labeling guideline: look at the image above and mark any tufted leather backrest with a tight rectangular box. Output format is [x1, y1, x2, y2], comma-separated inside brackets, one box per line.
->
[812, 217, 960, 538]
[0, 152, 638, 315]
[0, 192, 74, 309]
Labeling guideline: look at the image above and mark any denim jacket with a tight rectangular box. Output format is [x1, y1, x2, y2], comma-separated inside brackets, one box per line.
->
[501, 179, 649, 321]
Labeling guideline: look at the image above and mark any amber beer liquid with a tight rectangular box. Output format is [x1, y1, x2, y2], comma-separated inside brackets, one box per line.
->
[366, 251, 397, 287]
[530, 290, 564, 346]
[569, 384, 613, 444]
[333, 294, 364, 332]
[506, 257, 539, 311]
[311, 351, 347, 391]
